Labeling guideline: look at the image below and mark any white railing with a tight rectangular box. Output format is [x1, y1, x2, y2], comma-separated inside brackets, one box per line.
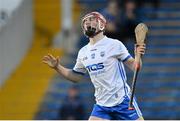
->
[0, 0, 33, 87]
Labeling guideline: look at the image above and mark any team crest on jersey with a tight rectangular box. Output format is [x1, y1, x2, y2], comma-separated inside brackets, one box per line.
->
[91, 53, 95, 59]
[100, 51, 105, 57]
[90, 49, 97, 51]
[82, 56, 88, 61]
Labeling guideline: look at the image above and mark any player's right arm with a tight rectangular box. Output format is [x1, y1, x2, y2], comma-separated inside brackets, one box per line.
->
[42, 54, 84, 83]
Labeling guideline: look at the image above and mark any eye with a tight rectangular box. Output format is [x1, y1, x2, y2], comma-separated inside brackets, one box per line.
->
[89, 17, 95, 21]
[84, 19, 87, 22]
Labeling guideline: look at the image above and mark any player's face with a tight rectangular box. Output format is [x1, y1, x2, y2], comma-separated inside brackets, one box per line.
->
[82, 16, 100, 38]
[83, 16, 98, 31]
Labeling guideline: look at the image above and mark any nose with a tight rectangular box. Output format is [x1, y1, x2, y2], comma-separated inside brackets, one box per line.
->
[85, 22, 91, 26]
[84, 19, 91, 23]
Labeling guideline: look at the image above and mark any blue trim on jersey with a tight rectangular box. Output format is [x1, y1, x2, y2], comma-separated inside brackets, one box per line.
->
[72, 69, 85, 75]
[133, 97, 142, 116]
[122, 55, 132, 62]
[118, 62, 127, 96]
[134, 99, 142, 116]
[120, 63, 128, 93]
[90, 96, 142, 120]
[119, 63, 128, 93]
[119, 63, 125, 79]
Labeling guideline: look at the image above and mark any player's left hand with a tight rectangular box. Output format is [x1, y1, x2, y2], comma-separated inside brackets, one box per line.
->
[135, 44, 146, 55]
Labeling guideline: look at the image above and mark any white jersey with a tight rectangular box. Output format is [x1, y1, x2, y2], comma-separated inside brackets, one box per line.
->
[73, 36, 132, 107]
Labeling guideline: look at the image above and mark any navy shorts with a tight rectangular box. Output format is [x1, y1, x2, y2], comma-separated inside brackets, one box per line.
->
[91, 96, 142, 120]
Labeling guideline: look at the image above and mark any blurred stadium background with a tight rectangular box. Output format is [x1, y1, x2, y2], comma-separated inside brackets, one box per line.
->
[0, 0, 180, 120]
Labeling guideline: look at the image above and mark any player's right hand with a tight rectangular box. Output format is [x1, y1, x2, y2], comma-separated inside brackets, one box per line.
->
[42, 54, 59, 69]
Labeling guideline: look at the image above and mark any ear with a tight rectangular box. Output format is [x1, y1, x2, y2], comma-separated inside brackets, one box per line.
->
[99, 20, 105, 30]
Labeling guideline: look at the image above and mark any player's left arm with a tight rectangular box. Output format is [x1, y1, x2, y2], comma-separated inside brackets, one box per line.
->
[124, 44, 146, 71]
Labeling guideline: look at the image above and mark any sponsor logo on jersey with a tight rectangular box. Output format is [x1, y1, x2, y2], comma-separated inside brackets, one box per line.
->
[115, 93, 118, 98]
[86, 63, 104, 72]
[100, 51, 105, 57]
[91, 53, 95, 59]
[90, 49, 97, 51]
[82, 56, 88, 61]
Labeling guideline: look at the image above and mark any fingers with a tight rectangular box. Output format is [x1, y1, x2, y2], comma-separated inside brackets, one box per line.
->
[56, 56, 60, 64]
[43, 54, 55, 61]
[138, 48, 145, 55]
[47, 53, 56, 60]
[135, 44, 146, 55]
[138, 45, 146, 50]
[42, 56, 50, 64]
[135, 44, 146, 48]
[42, 54, 59, 65]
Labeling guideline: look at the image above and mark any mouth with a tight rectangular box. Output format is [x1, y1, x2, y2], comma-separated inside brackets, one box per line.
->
[85, 25, 96, 30]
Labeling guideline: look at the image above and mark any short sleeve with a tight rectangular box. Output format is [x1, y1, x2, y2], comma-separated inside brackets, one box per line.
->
[109, 40, 132, 62]
[73, 51, 87, 75]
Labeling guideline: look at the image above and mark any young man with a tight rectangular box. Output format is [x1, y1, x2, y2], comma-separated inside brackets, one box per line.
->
[43, 12, 145, 120]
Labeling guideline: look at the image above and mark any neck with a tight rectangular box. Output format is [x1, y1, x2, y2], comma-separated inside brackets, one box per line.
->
[89, 32, 105, 45]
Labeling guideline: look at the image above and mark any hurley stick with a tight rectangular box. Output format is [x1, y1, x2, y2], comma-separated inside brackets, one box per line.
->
[129, 23, 148, 110]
